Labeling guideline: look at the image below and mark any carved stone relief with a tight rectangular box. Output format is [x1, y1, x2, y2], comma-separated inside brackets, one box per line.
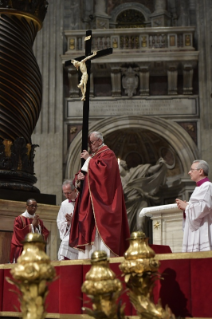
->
[121, 67, 139, 98]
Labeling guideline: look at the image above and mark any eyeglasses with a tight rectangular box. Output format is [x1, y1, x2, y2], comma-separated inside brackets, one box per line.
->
[63, 191, 75, 195]
[89, 139, 99, 145]
[189, 169, 200, 171]
[27, 205, 38, 208]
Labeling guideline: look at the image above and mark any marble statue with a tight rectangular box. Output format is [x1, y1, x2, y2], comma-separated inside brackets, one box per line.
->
[119, 158, 167, 233]
[71, 51, 97, 101]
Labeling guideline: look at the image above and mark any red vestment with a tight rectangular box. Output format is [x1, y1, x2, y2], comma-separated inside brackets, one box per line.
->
[69, 145, 130, 256]
[10, 215, 49, 263]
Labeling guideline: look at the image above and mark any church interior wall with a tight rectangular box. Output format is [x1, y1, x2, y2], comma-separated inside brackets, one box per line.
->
[29, 0, 212, 209]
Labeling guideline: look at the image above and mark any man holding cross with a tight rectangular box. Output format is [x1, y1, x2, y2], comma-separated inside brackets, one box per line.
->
[69, 131, 130, 259]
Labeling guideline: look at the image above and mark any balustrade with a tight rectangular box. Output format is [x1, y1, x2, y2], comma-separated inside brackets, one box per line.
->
[64, 27, 195, 53]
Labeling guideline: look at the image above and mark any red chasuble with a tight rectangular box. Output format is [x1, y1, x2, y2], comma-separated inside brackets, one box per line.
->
[10, 215, 49, 263]
[69, 145, 130, 256]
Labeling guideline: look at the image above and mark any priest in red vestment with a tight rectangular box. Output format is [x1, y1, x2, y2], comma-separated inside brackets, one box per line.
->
[69, 131, 130, 259]
[10, 199, 49, 263]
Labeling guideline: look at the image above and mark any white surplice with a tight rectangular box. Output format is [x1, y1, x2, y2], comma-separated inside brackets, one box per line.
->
[57, 199, 78, 260]
[183, 181, 212, 252]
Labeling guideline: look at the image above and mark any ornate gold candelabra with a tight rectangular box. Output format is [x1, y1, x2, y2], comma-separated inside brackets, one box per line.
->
[81, 250, 125, 319]
[7, 233, 56, 319]
[119, 231, 175, 319]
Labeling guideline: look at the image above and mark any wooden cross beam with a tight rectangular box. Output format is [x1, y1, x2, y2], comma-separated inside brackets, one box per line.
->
[65, 30, 113, 167]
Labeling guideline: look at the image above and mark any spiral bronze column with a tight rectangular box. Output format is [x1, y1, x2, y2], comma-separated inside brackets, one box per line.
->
[0, 1, 48, 192]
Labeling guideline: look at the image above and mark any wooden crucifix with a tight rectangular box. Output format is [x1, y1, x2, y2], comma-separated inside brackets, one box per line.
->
[65, 30, 113, 166]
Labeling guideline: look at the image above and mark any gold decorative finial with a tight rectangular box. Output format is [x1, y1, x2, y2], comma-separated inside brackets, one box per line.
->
[82, 250, 125, 319]
[120, 232, 175, 319]
[124, 231, 156, 261]
[7, 234, 56, 319]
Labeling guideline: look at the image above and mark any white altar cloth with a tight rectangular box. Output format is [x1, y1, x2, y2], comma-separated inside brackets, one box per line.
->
[139, 204, 183, 253]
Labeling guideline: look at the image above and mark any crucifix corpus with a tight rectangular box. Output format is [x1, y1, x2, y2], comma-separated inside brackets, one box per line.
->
[65, 30, 113, 165]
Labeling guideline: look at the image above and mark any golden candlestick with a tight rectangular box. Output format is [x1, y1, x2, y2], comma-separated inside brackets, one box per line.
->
[7, 233, 56, 319]
[82, 250, 125, 319]
[120, 231, 175, 319]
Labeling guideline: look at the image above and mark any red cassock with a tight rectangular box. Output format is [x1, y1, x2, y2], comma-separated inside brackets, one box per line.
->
[69, 145, 130, 256]
[10, 215, 49, 263]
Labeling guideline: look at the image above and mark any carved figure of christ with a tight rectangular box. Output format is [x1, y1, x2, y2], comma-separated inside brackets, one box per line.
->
[65, 30, 113, 162]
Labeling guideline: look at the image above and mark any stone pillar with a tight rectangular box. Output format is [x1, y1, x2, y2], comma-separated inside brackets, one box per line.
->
[139, 65, 150, 96]
[150, 0, 171, 27]
[92, 0, 110, 29]
[168, 0, 178, 26]
[0, 1, 48, 192]
[67, 66, 79, 98]
[111, 67, 121, 97]
[167, 63, 178, 95]
[179, 1, 189, 26]
[183, 63, 194, 95]
[189, 0, 196, 26]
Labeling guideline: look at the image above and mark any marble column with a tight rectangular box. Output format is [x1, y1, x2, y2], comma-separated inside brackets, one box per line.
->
[183, 63, 194, 95]
[139, 65, 150, 96]
[32, 0, 64, 203]
[167, 63, 178, 95]
[111, 67, 121, 97]
[0, 0, 48, 192]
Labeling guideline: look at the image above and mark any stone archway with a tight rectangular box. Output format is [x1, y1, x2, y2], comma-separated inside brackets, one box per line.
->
[65, 116, 199, 179]
[110, 2, 151, 26]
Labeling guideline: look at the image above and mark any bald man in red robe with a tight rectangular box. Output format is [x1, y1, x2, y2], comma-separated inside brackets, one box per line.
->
[69, 131, 130, 259]
[10, 199, 49, 263]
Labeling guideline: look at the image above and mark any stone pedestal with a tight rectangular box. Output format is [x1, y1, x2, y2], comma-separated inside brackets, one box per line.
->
[139, 204, 183, 253]
[0, 199, 59, 263]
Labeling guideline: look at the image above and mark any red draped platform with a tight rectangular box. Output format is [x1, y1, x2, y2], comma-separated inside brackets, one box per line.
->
[1, 248, 212, 318]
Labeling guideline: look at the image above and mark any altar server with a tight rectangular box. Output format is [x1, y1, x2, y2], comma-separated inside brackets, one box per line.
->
[57, 180, 78, 260]
[176, 160, 212, 252]
[10, 199, 49, 263]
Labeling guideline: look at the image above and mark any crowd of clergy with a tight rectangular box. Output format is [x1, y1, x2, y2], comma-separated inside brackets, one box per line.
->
[9, 132, 212, 262]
